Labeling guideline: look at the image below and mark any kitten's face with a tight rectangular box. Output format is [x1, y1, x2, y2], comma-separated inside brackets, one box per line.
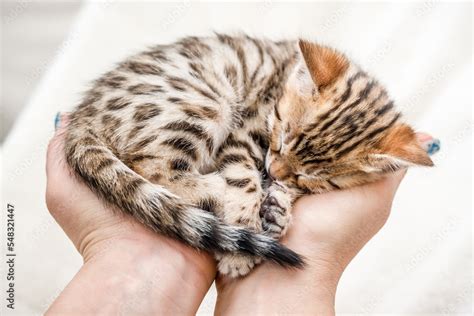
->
[266, 40, 432, 193]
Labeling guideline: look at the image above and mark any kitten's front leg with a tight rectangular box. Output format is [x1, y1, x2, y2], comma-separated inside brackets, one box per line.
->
[260, 182, 298, 239]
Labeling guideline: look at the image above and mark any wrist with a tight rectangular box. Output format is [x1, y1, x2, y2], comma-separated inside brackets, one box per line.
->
[216, 258, 339, 315]
[76, 213, 216, 277]
[48, 224, 216, 315]
[83, 227, 217, 286]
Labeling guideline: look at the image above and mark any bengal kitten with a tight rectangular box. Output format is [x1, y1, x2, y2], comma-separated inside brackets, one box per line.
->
[65, 34, 433, 277]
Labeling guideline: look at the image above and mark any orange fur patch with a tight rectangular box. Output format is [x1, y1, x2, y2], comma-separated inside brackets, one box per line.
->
[377, 124, 433, 166]
[298, 40, 349, 88]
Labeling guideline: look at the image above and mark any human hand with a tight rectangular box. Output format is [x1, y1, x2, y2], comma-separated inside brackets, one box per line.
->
[216, 132, 439, 315]
[216, 164, 409, 315]
[45, 113, 216, 314]
[46, 115, 435, 315]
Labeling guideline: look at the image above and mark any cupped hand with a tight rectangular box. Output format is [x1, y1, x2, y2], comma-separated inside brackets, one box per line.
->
[287, 169, 405, 271]
[46, 114, 431, 315]
[45, 114, 215, 314]
[215, 167, 406, 315]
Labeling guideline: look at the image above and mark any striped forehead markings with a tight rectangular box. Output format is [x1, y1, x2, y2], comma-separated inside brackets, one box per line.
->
[317, 80, 376, 135]
[302, 71, 368, 135]
[335, 112, 401, 159]
[295, 79, 377, 158]
[293, 82, 399, 165]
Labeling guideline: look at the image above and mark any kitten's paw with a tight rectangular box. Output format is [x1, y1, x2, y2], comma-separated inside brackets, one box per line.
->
[217, 254, 261, 278]
[260, 192, 292, 239]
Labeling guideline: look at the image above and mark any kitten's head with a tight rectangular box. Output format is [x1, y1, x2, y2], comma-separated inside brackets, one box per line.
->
[267, 40, 433, 193]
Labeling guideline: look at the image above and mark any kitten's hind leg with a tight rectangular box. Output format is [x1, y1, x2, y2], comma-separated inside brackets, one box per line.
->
[214, 135, 267, 277]
[129, 154, 226, 214]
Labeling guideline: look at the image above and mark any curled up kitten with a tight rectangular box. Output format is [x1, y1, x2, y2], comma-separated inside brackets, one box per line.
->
[65, 34, 433, 277]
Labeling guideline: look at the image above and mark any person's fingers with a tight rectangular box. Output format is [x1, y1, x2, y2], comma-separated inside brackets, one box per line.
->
[46, 113, 70, 180]
[45, 112, 78, 217]
[376, 169, 407, 198]
[416, 132, 441, 156]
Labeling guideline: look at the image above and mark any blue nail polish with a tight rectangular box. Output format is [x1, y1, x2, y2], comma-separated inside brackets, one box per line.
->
[427, 139, 440, 156]
[54, 112, 61, 130]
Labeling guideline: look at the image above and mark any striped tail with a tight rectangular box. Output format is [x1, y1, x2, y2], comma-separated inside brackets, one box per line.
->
[64, 128, 304, 268]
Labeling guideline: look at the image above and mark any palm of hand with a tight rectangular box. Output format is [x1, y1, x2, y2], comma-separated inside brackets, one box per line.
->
[46, 128, 215, 272]
[283, 172, 402, 269]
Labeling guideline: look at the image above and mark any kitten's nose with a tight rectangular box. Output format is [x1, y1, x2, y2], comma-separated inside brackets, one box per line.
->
[268, 161, 290, 180]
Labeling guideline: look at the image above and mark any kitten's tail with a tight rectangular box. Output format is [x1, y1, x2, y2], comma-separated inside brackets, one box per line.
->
[64, 129, 304, 268]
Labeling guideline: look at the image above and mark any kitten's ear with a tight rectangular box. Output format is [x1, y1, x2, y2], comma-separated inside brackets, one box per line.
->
[367, 124, 433, 171]
[298, 40, 349, 89]
[286, 57, 315, 96]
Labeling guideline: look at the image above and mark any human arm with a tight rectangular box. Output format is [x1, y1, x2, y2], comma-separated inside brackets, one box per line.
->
[45, 115, 216, 315]
[215, 170, 406, 315]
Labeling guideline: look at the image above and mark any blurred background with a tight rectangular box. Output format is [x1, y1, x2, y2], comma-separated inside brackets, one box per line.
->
[1, 0, 81, 142]
[1, 1, 472, 315]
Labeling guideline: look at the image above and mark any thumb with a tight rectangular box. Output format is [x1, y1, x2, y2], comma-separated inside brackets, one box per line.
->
[46, 113, 70, 179]
[373, 169, 407, 202]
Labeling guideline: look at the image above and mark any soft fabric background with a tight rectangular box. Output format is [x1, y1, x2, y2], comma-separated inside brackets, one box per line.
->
[1, 1, 472, 315]
[1, 0, 81, 142]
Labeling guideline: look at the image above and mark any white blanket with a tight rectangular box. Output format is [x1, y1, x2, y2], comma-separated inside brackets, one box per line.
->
[2, 2, 471, 315]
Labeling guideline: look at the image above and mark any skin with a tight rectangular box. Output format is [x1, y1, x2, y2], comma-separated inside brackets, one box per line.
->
[215, 170, 405, 315]
[46, 115, 406, 315]
[46, 118, 216, 315]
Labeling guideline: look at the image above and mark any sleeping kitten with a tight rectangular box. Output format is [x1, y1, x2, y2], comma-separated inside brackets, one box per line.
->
[65, 34, 433, 277]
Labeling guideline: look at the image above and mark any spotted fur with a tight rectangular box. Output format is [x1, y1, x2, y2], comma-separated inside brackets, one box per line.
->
[65, 34, 432, 277]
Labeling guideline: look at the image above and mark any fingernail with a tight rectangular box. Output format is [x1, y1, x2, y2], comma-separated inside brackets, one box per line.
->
[426, 138, 441, 156]
[54, 112, 61, 130]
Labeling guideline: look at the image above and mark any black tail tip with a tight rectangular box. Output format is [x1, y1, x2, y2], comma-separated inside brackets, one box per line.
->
[279, 250, 306, 269]
[267, 243, 306, 269]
